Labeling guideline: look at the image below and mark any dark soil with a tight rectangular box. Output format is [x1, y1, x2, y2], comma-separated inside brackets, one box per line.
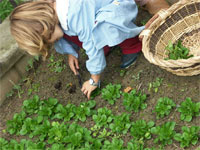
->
[0, 0, 199, 149]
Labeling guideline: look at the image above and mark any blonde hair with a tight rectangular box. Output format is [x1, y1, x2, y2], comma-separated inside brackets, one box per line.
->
[10, 1, 58, 58]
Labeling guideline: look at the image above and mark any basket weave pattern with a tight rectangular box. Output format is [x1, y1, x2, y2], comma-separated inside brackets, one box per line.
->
[141, 0, 200, 76]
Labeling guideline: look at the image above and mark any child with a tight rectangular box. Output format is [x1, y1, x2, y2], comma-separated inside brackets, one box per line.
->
[10, 0, 169, 99]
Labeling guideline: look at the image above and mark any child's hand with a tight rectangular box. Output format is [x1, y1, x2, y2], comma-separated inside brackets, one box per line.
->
[81, 80, 97, 99]
[68, 54, 79, 75]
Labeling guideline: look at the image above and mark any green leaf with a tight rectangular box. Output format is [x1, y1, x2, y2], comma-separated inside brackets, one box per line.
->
[185, 115, 192, 122]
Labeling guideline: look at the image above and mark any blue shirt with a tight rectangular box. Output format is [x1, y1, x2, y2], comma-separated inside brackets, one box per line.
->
[55, 0, 145, 74]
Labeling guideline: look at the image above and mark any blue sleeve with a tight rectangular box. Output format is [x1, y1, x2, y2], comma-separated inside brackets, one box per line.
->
[54, 37, 79, 58]
[83, 41, 106, 75]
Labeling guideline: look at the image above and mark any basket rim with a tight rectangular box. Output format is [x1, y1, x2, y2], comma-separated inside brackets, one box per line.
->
[141, 0, 200, 69]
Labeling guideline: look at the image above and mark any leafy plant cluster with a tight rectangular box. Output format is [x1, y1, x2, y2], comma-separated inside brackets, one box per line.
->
[153, 97, 176, 119]
[2, 85, 200, 149]
[174, 126, 200, 148]
[0, 0, 23, 22]
[123, 89, 147, 112]
[165, 40, 193, 60]
[101, 83, 121, 105]
[178, 97, 200, 122]
[48, 54, 66, 73]
[130, 120, 155, 140]
[150, 122, 176, 146]
[109, 113, 131, 134]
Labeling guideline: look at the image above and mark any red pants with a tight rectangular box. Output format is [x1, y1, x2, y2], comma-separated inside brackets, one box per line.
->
[63, 34, 142, 56]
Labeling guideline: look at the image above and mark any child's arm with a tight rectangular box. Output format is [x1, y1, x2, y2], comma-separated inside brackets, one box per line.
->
[81, 46, 106, 99]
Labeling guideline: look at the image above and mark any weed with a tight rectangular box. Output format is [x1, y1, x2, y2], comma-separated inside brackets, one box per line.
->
[148, 78, 163, 93]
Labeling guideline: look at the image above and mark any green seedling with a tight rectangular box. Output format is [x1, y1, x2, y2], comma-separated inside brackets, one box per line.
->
[64, 123, 93, 149]
[0, 138, 46, 150]
[38, 97, 58, 120]
[126, 138, 145, 150]
[48, 54, 66, 73]
[130, 120, 155, 140]
[151, 122, 176, 146]
[102, 138, 124, 150]
[73, 100, 96, 122]
[132, 70, 143, 80]
[120, 70, 126, 77]
[148, 77, 163, 93]
[6, 90, 14, 98]
[48, 122, 68, 144]
[109, 113, 131, 134]
[0, 0, 13, 21]
[26, 56, 40, 71]
[174, 126, 200, 148]
[97, 128, 112, 139]
[31, 119, 51, 141]
[165, 40, 193, 60]
[123, 89, 147, 112]
[153, 97, 176, 119]
[92, 107, 113, 128]
[52, 103, 75, 122]
[22, 95, 41, 114]
[9, 80, 24, 98]
[101, 83, 122, 105]
[6, 111, 26, 135]
[178, 97, 200, 122]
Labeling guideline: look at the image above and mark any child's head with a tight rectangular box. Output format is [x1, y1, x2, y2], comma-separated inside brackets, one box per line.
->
[10, 1, 58, 58]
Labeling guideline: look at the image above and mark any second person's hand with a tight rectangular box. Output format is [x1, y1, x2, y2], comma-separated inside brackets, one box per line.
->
[68, 54, 79, 75]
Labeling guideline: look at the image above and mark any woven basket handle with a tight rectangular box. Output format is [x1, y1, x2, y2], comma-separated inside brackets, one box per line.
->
[139, 9, 168, 39]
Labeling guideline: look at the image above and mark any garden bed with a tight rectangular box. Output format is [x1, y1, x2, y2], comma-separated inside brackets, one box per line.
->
[0, 0, 199, 149]
[0, 46, 199, 149]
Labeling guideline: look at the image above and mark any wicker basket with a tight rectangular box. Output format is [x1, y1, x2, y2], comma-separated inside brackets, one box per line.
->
[140, 0, 200, 76]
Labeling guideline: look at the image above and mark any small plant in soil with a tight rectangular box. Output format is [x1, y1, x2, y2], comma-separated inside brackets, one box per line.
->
[130, 120, 155, 140]
[26, 56, 40, 71]
[150, 121, 176, 146]
[101, 83, 122, 105]
[47, 122, 68, 144]
[148, 77, 163, 93]
[109, 113, 131, 134]
[0, 138, 46, 150]
[73, 100, 96, 122]
[92, 107, 113, 128]
[31, 119, 51, 141]
[177, 97, 200, 122]
[63, 123, 93, 149]
[22, 95, 41, 114]
[38, 97, 58, 120]
[6, 111, 26, 135]
[132, 70, 143, 80]
[102, 138, 124, 150]
[174, 126, 200, 148]
[153, 97, 176, 119]
[19, 117, 39, 137]
[48, 54, 66, 73]
[52, 103, 75, 122]
[165, 40, 193, 60]
[120, 69, 126, 77]
[127, 138, 145, 150]
[123, 89, 147, 112]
